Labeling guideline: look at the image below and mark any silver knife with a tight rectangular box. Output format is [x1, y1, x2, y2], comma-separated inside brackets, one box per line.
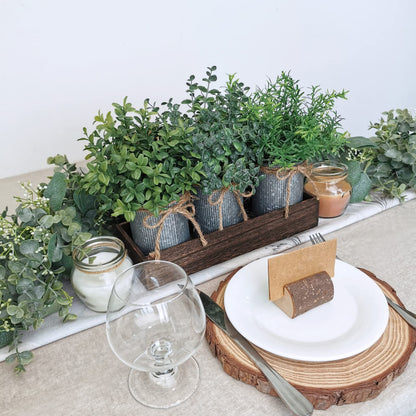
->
[385, 297, 416, 328]
[199, 291, 314, 416]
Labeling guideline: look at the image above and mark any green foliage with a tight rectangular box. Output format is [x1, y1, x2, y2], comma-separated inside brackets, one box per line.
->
[182, 66, 260, 195]
[363, 109, 416, 199]
[344, 159, 373, 203]
[79, 97, 204, 220]
[247, 71, 348, 168]
[0, 155, 101, 372]
[345, 109, 416, 201]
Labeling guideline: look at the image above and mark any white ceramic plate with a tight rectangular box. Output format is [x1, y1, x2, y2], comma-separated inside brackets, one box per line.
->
[224, 258, 389, 362]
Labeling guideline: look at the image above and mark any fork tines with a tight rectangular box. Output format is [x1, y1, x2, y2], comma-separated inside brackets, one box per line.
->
[309, 233, 326, 245]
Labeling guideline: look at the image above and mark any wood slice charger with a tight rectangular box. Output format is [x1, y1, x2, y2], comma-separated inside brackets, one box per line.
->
[205, 268, 416, 410]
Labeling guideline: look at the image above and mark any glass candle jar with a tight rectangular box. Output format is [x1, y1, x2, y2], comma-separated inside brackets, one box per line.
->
[71, 236, 133, 312]
[304, 161, 352, 218]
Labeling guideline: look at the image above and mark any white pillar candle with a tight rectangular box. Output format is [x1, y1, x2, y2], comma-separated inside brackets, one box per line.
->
[71, 237, 133, 312]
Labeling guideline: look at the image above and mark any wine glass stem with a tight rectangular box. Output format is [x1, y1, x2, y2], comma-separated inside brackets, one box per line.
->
[150, 367, 178, 387]
[153, 367, 176, 377]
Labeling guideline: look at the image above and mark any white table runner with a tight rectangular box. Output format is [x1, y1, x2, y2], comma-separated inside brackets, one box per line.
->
[1, 190, 415, 362]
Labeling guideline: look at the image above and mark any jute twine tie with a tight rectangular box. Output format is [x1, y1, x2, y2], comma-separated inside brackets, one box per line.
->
[141, 192, 208, 260]
[260, 161, 318, 219]
[207, 186, 252, 231]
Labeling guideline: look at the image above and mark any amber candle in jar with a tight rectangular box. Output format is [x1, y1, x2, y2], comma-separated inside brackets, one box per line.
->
[304, 161, 352, 218]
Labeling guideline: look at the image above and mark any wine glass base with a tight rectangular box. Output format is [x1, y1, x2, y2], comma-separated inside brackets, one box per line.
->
[128, 357, 200, 409]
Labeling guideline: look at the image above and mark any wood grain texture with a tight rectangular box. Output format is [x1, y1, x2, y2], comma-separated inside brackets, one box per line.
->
[276, 271, 334, 318]
[114, 195, 319, 274]
[205, 268, 416, 410]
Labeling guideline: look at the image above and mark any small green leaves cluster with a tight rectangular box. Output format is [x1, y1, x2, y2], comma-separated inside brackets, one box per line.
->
[0, 155, 101, 372]
[332, 136, 375, 203]
[362, 109, 416, 199]
[79, 97, 204, 221]
[183, 66, 261, 195]
[247, 71, 348, 168]
[338, 109, 416, 202]
[78, 68, 349, 206]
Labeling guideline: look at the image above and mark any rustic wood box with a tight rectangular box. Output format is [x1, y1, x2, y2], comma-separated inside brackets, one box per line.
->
[114, 194, 319, 275]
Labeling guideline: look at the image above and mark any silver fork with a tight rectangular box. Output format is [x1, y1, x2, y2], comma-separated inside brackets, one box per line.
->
[309, 232, 416, 329]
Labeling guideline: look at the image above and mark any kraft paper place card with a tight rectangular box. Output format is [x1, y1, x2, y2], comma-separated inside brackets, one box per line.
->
[268, 239, 337, 301]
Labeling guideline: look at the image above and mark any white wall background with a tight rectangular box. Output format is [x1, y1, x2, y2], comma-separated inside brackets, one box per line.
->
[1, 0, 415, 179]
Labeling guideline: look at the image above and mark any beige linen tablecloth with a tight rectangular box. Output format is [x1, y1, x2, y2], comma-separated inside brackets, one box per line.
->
[1, 199, 415, 416]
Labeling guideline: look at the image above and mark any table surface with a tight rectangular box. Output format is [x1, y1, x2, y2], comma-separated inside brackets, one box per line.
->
[1, 174, 415, 416]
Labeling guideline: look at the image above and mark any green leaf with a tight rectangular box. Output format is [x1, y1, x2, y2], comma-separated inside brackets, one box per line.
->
[384, 148, 400, 160]
[8, 261, 23, 274]
[52, 266, 66, 274]
[123, 192, 135, 203]
[47, 233, 62, 263]
[72, 232, 92, 247]
[52, 281, 63, 290]
[347, 136, 377, 149]
[7, 273, 19, 285]
[141, 166, 153, 176]
[17, 207, 34, 223]
[14, 364, 26, 374]
[137, 154, 149, 165]
[68, 222, 82, 236]
[125, 161, 137, 171]
[0, 331, 13, 348]
[61, 254, 74, 275]
[58, 305, 69, 317]
[345, 160, 362, 186]
[44, 172, 67, 211]
[98, 172, 109, 185]
[233, 141, 243, 152]
[402, 152, 415, 165]
[63, 313, 77, 323]
[16, 278, 34, 294]
[18, 350, 34, 365]
[33, 285, 45, 299]
[19, 240, 39, 256]
[5, 353, 17, 364]
[350, 172, 372, 203]
[7, 305, 24, 318]
[132, 170, 142, 180]
[56, 296, 71, 306]
[124, 211, 136, 223]
[39, 214, 55, 229]
[73, 192, 96, 215]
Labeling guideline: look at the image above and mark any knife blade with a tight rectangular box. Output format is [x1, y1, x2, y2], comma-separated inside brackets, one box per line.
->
[199, 291, 314, 416]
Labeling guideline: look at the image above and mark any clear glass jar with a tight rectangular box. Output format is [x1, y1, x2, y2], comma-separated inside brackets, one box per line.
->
[304, 161, 352, 218]
[71, 236, 133, 312]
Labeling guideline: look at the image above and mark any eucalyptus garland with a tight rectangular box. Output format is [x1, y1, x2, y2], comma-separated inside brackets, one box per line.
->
[0, 155, 101, 372]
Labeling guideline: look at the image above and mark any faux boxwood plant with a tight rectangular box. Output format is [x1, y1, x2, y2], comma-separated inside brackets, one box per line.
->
[182, 66, 261, 195]
[79, 97, 204, 222]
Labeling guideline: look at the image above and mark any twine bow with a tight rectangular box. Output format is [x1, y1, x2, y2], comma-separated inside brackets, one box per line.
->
[141, 192, 207, 260]
[261, 162, 317, 218]
[207, 186, 252, 231]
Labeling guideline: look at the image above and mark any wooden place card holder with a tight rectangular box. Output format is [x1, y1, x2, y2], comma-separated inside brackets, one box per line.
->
[268, 240, 337, 318]
[114, 194, 319, 275]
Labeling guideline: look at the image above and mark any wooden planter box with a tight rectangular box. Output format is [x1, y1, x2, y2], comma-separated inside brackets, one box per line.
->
[114, 194, 319, 275]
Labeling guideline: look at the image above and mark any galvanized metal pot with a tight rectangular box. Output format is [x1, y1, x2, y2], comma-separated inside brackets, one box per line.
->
[130, 210, 190, 255]
[251, 167, 304, 216]
[194, 187, 244, 234]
